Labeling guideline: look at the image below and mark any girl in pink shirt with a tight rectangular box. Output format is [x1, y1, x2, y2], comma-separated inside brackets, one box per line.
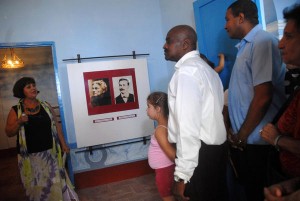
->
[147, 92, 176, 201]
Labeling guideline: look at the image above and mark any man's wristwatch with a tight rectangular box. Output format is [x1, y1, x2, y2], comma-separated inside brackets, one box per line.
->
[174, 175, 188, 184]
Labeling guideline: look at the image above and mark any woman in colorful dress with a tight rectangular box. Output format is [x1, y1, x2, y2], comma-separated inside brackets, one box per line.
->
[5, 77, 77, 201]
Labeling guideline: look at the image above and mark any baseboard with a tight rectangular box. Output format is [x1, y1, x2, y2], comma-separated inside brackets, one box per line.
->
[74, 159, 154, 189]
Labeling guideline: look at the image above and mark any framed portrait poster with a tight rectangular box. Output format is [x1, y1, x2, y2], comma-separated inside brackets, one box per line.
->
[66, 58, 154, 148]
[83, 68, 139, 115]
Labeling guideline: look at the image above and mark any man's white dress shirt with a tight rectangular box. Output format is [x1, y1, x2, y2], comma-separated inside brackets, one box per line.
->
[168, 50, 226, 182]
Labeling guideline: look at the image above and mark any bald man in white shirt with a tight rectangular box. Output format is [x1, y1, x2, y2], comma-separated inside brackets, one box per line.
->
[163, 25, 228, 201]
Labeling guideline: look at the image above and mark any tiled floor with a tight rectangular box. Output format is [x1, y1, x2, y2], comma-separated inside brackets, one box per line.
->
[77, 174, 161, 201]
[0, 150, 161, 201]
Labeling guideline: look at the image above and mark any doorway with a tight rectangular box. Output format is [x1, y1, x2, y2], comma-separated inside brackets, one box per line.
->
[0, 42, 61, 150]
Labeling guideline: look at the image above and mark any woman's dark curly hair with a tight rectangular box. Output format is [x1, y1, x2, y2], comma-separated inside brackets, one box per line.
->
[13, 77, 36, 98]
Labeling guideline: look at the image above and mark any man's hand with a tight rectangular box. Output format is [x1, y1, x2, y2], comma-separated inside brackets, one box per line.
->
[172, 181, 190, 201]
[227, 129, 245, 151]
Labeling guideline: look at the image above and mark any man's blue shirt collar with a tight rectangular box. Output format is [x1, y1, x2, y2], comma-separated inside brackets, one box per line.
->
[235, 24, 262, 49]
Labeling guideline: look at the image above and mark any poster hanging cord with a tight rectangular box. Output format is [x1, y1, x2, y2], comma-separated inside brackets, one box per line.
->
[62, 50, 149, 63]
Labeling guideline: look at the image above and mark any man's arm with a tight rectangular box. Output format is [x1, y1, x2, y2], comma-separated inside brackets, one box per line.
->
[223, 105, 231, 133]
[237, 82, 273, 144]
[222, 89, 230, 133]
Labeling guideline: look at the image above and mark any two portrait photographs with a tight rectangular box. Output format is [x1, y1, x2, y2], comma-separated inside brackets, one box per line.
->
[84, 68, 139, 115]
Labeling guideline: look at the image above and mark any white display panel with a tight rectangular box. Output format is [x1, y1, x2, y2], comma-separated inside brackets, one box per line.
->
[67, 58, 154, 148]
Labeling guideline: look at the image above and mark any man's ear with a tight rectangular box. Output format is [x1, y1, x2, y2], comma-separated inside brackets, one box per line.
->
[182, 39, 190, 51]
[238, 13, 245, 24]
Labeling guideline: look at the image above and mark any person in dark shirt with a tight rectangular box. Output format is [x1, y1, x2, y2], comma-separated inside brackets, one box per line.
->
[261, 4, 300, 201]
[5, 77, 77, 201]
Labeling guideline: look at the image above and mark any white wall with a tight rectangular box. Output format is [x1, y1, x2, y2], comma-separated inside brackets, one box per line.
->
[159, 0, 196, 75]
[263, 0, 299, 38]
[0, 0, 167, 145]
[0, 0, 196, 172]
[160, 0, 196, 34]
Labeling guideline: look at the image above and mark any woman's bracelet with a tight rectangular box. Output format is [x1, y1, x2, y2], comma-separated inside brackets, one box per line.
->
[274, 135, 283, 151]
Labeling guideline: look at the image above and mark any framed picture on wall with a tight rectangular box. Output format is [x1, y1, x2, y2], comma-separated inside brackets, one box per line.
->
[83, 68, 139, 115]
